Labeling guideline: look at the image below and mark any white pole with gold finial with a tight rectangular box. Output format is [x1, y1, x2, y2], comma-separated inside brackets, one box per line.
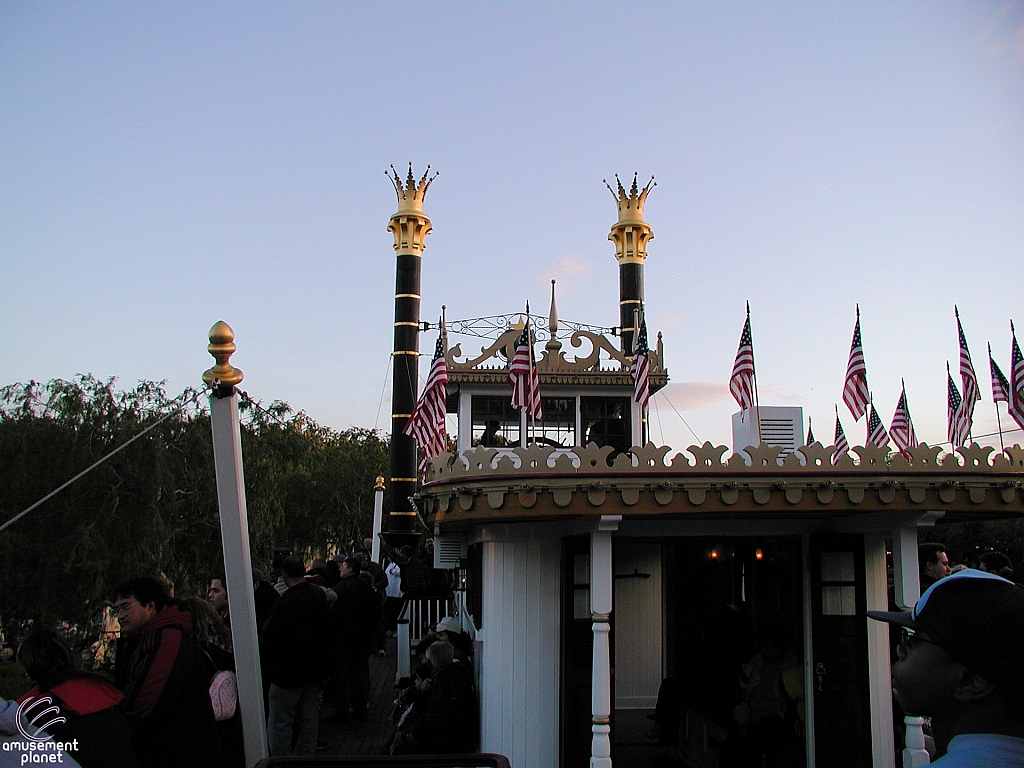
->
[371, 475, 385, 564]
[203, 321, 268, 767]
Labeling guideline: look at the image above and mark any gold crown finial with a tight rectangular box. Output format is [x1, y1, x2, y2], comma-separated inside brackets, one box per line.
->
[604, 172, 655, 224]
[202, 320, 244, 387]
[388, 163, 438, 213]
[606, 173, 655, 264]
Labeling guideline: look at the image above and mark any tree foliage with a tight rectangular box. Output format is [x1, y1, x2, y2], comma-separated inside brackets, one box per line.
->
[0, 375, 389, 625]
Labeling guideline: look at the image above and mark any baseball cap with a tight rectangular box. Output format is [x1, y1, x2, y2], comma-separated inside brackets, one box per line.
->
[436, 616, 462, 634]
[867, 569, 1024, 690]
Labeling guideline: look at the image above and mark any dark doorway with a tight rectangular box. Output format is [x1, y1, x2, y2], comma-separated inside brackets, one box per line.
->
[661, 536, 806, 768]
[561, 535, 807, 768]
[560, 535, 595, 768]
[808, 533, 871, 767]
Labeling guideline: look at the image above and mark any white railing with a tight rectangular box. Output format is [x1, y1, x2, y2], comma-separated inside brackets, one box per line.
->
[396, 596, 451, 680]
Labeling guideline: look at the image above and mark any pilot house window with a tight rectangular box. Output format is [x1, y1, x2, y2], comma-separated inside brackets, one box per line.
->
[528, 397, 575, 447]
[581, 397, 631, 453]
[471, 396, 521, 447]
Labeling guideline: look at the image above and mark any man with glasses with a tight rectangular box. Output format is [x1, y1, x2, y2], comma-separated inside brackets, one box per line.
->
[112, 576, 220, 768]
[868, 569, 1024, 766]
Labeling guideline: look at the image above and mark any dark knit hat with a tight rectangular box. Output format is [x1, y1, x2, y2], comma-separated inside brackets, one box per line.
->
[867, 569, 1024, 690]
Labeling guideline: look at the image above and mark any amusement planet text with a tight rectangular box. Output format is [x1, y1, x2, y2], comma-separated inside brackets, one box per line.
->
[3, 738, 79, 764]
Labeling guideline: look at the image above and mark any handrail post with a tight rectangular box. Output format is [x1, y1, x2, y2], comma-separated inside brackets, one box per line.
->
[903, 716, 930, 766]
[397, 606, 411, 680]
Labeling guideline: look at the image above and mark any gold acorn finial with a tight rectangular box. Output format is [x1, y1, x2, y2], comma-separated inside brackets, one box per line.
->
[202, 320, 244, 387]
[388, 162, 438, 214]
[604, 172, 656, 224]
[375, 476, 385, 491]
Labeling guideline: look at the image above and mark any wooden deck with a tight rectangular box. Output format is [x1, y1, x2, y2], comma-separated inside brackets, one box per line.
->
[317, 638, 687, 765]
[320, 635, 400, 756]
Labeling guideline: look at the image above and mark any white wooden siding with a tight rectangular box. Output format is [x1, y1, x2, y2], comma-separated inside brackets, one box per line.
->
[480, 538, 561, 768]
[613, 542, 662, 708]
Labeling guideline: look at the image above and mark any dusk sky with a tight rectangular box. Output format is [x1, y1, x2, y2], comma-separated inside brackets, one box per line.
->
[2, 2, 1022, 454]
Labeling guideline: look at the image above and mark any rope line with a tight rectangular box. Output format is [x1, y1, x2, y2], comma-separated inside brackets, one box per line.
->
[654, 391, 702, 444]
[373, 353, 395, 432]
[0, 389, 201, 534]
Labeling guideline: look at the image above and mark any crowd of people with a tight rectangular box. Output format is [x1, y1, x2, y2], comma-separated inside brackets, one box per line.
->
[0, 535, 478, 767]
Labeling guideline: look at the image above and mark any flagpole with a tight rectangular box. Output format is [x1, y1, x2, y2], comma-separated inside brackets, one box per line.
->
[526, 301, 536, 445]
[441, 306, 449, 452]
[990, 342, 1006, 454]
[867, 392, 874, 445]
[747, 301, 763, 444]
[903, 378, 913, 445]
[635, 305, 648, 446]
[957, 306, 974, 444]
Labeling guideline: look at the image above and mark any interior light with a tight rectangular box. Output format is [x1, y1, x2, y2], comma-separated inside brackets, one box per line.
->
[754, 548, 763, 560]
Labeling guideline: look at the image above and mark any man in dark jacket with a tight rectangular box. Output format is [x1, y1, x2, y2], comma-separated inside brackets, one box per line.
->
[330, 557, 382, 722]
[260, 555, 330, 756]
[377, 533, 430, 598]
[113, 576, 221, 768]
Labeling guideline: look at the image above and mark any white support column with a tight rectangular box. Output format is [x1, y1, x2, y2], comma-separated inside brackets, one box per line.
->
[590, 515, 620, 768]
[865, 532, 896, 768]
[371, 476, 385, 564]
[892, 511, 944, 610]
[205, 322, 268, 767]
[891, 524, 920, 611]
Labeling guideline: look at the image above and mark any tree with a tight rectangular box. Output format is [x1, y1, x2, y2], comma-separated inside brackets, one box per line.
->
[0, 375, 389, 627]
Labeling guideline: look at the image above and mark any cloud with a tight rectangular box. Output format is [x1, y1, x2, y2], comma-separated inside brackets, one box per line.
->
[656, 381, 794, 410]
[975, 3, 1024, 63]
[650, 314, 682, 330]
[657, 381, 732, 410]
[534, 255, 589, 297]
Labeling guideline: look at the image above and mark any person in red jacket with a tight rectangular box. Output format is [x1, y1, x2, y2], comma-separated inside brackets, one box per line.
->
[112, 576, 221, 768]
[18, 628, 138, 768]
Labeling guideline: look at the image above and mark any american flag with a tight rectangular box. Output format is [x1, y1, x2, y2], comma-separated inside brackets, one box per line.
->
[833, 409, 850, 463]
[730, 312, 755, 410]
[509, 323, 542, 420]
[990, 344, 1010, 403]
[867, 403, 889, 448]
[806, 417, 815, 446]
[404, 330, 449, 469]
[889, 384, 918, 454]
[1010, 325, 1024, 431]
[631, 317, 651, 409]
[947, 368, 970, 447]
[956, 307, 980, 426]
[843, 308, 870, 420]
